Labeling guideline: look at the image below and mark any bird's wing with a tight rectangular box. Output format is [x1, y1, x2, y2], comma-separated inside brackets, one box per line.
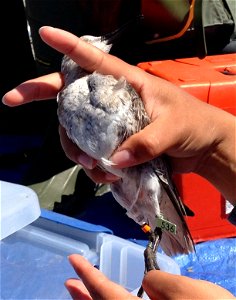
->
[151, 157, 195, 255]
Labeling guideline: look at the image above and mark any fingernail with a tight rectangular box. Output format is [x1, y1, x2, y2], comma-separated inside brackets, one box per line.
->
[1, 95, 6, 105]
[105, 173, 120, 182]
[39, 26, 54, 34]
[77, 153, 95, 169]
[111, 150, 135, 167]
[2, 90, 22, 106]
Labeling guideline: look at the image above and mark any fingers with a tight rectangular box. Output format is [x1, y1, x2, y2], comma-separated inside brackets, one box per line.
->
[67, 255, 136, 300]
[142, 270, 185, 300]
[65, 279, 92, 300]
[110, 116, 181, 168]
[2, 72, 64, 107]
[66, 257, 235, 300]
[39, 26, 145, 93]
[142, 270, 235, 300]
[3, 26, 146, 107]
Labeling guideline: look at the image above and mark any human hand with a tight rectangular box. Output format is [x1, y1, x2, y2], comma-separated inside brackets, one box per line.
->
[65, 254, 235, 300]
[65, 255, 136, 300]
[2, 27, 236, 202]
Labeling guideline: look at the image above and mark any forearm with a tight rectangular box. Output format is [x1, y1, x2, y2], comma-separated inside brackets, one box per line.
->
[196, 110, 236, 205]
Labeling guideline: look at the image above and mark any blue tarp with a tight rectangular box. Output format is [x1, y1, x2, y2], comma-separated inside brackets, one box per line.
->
[175, 237, 236, 296]
[134, 238, 236, 296]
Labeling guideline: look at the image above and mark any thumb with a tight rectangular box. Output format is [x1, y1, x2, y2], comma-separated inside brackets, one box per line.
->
[142, 270, 235, 300]
[111, 118, 178, 168]
[142, 270, 182, 300]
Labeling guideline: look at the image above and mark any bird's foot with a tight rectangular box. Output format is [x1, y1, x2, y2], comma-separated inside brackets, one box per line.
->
[137, 225, 162, 298]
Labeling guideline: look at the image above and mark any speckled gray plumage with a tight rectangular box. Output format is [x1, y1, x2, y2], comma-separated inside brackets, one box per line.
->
[57, 35, 194, 256]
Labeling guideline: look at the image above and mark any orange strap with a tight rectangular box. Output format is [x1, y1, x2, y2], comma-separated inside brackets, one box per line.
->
[146, 0, 195, 45]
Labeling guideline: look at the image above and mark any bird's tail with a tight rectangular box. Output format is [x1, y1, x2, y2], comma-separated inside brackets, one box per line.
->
[157, 204, 195, 256]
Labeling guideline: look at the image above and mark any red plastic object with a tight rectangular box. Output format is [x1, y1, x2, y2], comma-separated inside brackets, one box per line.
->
[138, 54, 236, 243]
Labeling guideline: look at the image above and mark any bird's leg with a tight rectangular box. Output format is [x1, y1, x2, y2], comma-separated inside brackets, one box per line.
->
[137, 225, 162, 298]
[144, 227, 162, 271]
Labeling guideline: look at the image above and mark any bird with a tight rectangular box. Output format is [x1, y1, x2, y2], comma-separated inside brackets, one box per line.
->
[57, 32, 195, 297]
